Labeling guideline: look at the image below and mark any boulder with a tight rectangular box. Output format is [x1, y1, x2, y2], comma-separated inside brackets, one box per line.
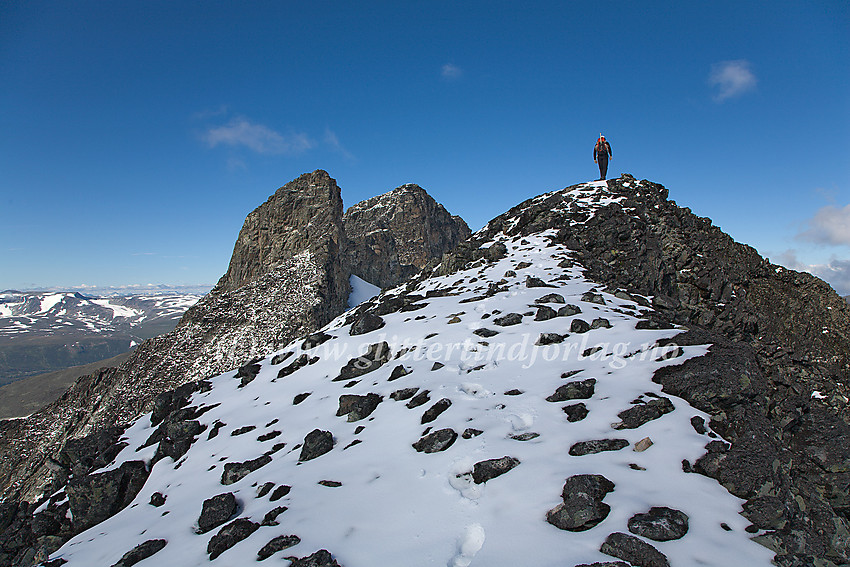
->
[197, 493, 237, 534]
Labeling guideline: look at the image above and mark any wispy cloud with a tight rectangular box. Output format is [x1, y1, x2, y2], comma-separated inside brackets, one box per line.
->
[324, 128, 355, 162]
[796, 204, 850, 246]
[203, 117, 315, 155]
[708, 60, 757, 102]
[776, 250, 850, 295]
[441, 63, 463, 80]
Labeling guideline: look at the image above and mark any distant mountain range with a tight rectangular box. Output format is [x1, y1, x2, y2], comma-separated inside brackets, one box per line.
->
[0, 290, 202, 386]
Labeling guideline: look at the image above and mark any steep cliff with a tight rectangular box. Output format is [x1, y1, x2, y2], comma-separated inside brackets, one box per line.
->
[343, 184, 470, 289]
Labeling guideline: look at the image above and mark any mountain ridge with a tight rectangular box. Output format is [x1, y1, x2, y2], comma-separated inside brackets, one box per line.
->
[0, 173, 847, 567]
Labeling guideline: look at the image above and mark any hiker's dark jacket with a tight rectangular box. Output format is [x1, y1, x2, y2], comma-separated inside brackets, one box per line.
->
[594, 141, 612, 160]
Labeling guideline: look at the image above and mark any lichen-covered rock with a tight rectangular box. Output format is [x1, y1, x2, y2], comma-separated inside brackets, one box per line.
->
[420, 398, 452, 424]
[472, 456, 520, 484]
[257, 534, 301, 560]
[197, 493, 237, 534]
[569, 439, 629, 456]
[493, 313, 524, 326]
[546, 474, 614, 531]
[207, 518, 259, 560]
[600, 531, 670, 567]
[546, 379, 596, 402]
[286, 549, 342, 567]
[412, 429, 458, 453]
[299, 429, 335, 462]
[612, 397, 675, 430]
[336, 394, 383, 422]
[221, 455, 272, 485]
[627, 506, 689, 541]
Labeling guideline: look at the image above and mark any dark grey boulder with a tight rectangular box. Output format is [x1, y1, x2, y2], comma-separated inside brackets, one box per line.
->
[472, 456, 520, 484]
[591, 317, 612, 329]
[388, 364, 412, 381]
[334, 342, 390, 381]
[277, 354, 318, 379]
[534, 305, 558, 321]
[149, 492, 166, 507]
[336, 393, 383, 422]
[349, 312, 385, 336]
[546, 379, 596, 402]
[600, 532, 670, 567]
[535, 293, 566, 304]
[287, 549, 342, 567]
[270, 485, 291, 502]
[627, 506, 689, 541]
[546, 474, 614, 531]
[473, 327, 500, 337]
[109, 539, 167, 567]
[257, 534, 301, 560]
[270, 351, 294, 365]
[526, 276, 556, 288]
[569, 439, 629, 456]
[406, 389, 431, 409]
[66, 460, 149, 532]
[234, 359, 262, 388]
[412, 429, 458, 453]
[536, 333, 566, 345]
[557, 304, 582, 317]
[493, 313, 523, 326]
[197, 492, 237, 534]
[207, 518, 259, 560]
[261, 506, 288, 526]
[562, 402, 589, 422]
[390, 387, 419, 401]
[421, 398, 452, 424]
[613, 397, 675, 430]
[582, 291, 606, 305]
[299, 429, 335, 462]
[485, 242, 507, 261]
[221, 455, 272, 485]
[570, 318, 591, 333]
[302, 331, 334, 350]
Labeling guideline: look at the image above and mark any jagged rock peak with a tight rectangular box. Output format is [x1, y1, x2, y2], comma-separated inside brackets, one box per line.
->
[216, 170, 345, 293]
[344, 183, 470, 289]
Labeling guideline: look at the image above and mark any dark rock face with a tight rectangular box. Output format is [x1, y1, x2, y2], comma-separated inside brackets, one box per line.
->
[207, 518, 260, 560]
[627, 506, 689, 541]
[546, 474, 614, 531]
[613, 397, 675, 430]
[65, 460, 149, 532]
[335, 342, 391, 382]
[420, 398, 452, 424]
[221, 455, 272, 485]
[257, 534, 301, 560]
[546, 379, 596, 402]
[412, 429, 458, 453]
[600, 531, 670, 567]
[109, 539, 167, 567]
[299, 429, 335, 462]
[569, 439, 629, 456]
[344, 183, 470, 289]
[336, 394, 383, 422]
[287, 549, 342, 567]
[197, 493, 238, 534]
[472, 456, 520, 484]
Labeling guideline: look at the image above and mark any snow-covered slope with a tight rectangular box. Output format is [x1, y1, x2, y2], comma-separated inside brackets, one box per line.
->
[40, 183, 776, 567]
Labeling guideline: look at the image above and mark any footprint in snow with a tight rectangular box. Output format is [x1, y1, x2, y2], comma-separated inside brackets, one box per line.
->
[450, 523, 486, 567]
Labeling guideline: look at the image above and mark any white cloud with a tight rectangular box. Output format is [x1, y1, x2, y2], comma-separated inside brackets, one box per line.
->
[796, 204, 850, 246]
[203, 117, 315, 155]
[441, 63, 463, 80]
[775, 249, 850, 296]
[708, 60, 757, 102]
[324, 128, 355, 161]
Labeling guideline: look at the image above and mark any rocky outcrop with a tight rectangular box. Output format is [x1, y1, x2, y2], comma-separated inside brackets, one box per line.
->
[435, 175, 850, 566]
[344, 184, 470, 289]
[0, 171, 469, 565]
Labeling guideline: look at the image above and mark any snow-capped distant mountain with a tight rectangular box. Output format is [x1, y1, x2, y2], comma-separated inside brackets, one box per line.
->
[36, 184, 777, 567]
[0, 291, 202, 385]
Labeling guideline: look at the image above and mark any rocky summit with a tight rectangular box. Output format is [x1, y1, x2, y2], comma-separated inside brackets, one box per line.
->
[1, 175, 848, 567]
[0, 171, 468, 510]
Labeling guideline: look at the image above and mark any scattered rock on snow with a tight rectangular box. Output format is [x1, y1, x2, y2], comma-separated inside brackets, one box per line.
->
[421, 398, 452, 424]
[627, 506, 689, 541]
[349, 312, 385, 336]
[412, 429, 458, 453]
[109, 539, 167, 567]
[207, 518, 260, 560]
[546, 474, 614, 532]
[472, 456, 520, 484]
[600, 531, 670, 567]
[336, 394, 383, 422]
[612, 397, 675, 430]
[257, 535, 301, 561]
[494, 313, 524, 326]
[546, 379, 596, 402]
[299, 429, 335, 462]
[569, 439, 629, 456]
[197, 492, 238, 534]
[221, 455, 273, 485]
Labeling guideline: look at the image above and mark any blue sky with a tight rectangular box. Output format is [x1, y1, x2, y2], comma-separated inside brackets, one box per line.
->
[2, 1, 848, 294]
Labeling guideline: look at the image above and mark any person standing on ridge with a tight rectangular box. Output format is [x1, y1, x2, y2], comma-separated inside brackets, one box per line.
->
[593, 134, 612, 180]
